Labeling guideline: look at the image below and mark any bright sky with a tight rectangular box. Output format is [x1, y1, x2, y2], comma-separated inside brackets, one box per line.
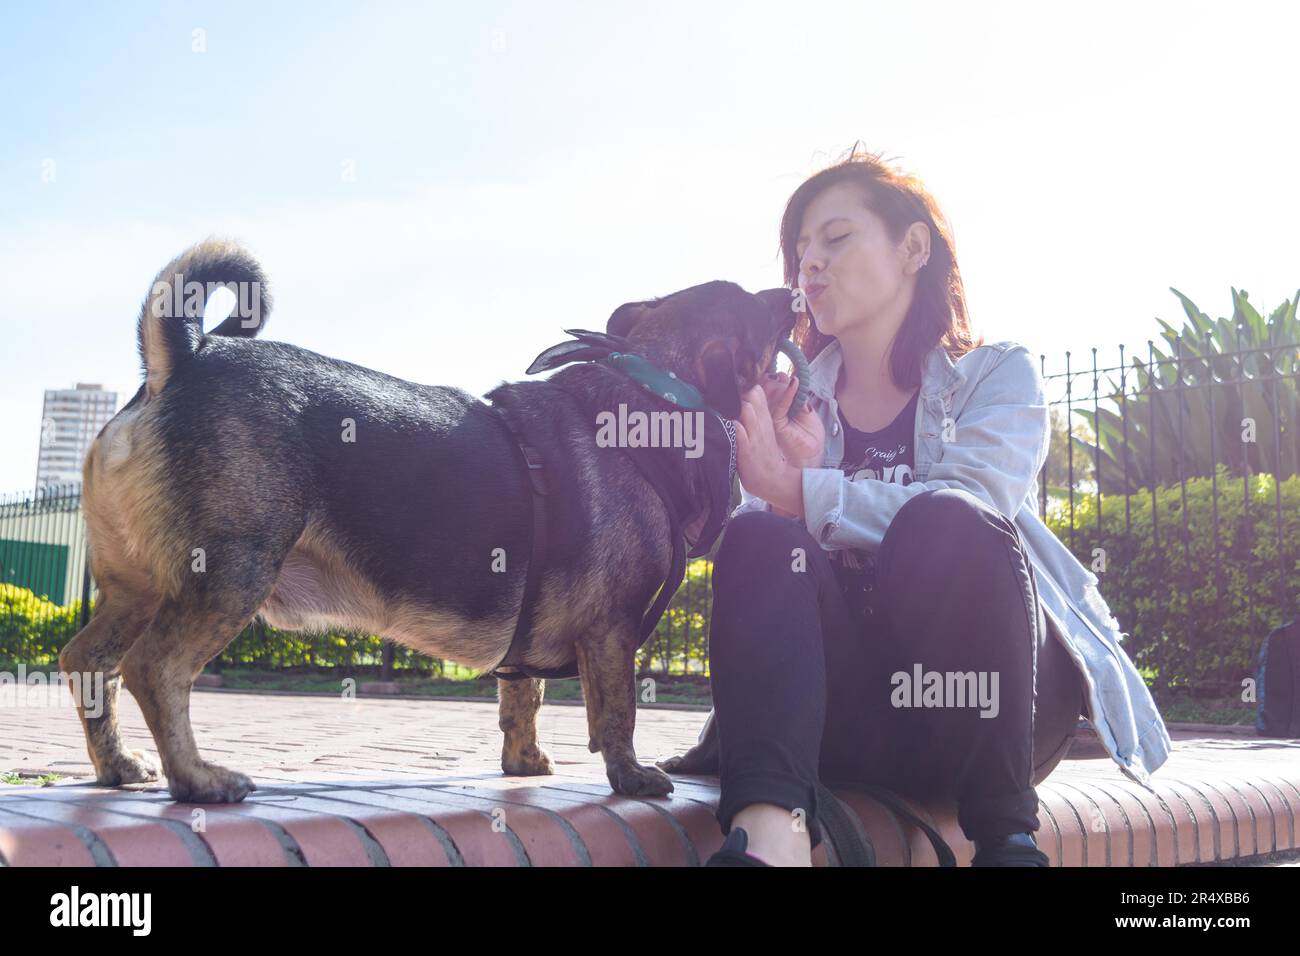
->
[1, 0, 1296, 492]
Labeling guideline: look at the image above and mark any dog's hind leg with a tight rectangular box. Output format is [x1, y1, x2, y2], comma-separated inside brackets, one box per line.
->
[58, 587, 161, 786]
[498, 677, 556, 776]
[575, 625, 674, 797]
[120, 587, 268, 804]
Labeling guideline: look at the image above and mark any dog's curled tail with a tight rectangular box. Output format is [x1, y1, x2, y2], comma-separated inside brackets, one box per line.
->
[136, 237, 273, 399]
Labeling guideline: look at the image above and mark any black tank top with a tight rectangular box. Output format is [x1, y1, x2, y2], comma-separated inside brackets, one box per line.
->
[830, 388, 920, 592]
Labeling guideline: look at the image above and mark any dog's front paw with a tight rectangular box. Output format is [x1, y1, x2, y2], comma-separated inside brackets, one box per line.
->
[501, 744, 555, 777]
[168, 762, 257, 804]
[96, 749, 162, 786]
[607, 759, 675, 797]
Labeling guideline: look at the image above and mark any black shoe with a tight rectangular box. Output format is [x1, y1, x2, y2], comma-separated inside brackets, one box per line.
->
[705, 827, 772, 867]
[970, 831, 1050, 867]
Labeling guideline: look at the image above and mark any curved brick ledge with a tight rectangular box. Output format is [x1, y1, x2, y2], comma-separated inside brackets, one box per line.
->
[2, 691, 1296, 866]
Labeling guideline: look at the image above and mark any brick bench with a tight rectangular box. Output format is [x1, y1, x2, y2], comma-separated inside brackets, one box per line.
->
[2, 690, 1297, 866]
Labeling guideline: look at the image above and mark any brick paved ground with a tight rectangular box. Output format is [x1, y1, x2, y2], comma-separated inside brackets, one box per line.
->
[2, 685, 1298, 866]
[0, 686, 709, 786]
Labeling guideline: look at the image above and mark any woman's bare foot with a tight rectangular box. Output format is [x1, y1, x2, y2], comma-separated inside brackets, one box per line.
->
[731, 802, 813, 866]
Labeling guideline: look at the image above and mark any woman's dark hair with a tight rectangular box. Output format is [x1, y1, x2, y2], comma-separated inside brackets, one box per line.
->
[778, 142, 983, 390]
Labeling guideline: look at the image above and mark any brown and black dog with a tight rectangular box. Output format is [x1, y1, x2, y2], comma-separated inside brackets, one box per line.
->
[59, 238, 797, 803]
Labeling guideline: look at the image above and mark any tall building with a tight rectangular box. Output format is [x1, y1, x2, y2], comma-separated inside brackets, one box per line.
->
[35, 383, 118, 491]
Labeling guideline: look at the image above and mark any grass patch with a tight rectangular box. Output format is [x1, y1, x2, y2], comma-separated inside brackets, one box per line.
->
[1152, 695, 1257, 726]
[1, 771, 64, 787]
[203, 670, 1264, 721]
[205, 668, 714, 706]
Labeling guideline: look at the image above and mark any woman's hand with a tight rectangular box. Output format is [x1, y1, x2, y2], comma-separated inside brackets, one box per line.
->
[760, 372, 825, 467]
[736, 383, 806, 517]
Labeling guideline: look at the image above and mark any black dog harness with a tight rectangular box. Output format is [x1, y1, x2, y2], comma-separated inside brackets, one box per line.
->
[482, 390, 691, 681]
[479, 329, 740, 682]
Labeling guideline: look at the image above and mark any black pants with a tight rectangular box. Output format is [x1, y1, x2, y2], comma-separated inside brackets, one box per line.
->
[709, 487, 1087, 851]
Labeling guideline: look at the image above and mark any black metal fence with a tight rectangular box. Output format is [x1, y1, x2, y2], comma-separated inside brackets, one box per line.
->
[3, 333, 1296, 692]
[0, 483, 94, 667]
[1039, 332, 1299, 696]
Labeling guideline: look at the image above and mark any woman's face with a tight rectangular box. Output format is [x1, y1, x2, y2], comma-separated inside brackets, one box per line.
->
[794, 181, 925, 338]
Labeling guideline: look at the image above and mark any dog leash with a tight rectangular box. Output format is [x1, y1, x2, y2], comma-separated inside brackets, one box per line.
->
[482, 389, 690, 682]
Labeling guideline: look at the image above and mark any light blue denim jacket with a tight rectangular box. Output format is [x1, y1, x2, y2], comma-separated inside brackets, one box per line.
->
[730, 336, 1172, 790]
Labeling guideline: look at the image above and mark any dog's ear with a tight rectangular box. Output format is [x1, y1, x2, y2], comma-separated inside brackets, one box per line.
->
[562, 328, 634, 350]
[607, 300, 653, 339]
[526, 341, 612, 374]
[526, 328, 636, 374]
[698, 341, 743, 420]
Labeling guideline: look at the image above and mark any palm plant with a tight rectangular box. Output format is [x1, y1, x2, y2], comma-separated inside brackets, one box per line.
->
[1071, 288, 1299, 495]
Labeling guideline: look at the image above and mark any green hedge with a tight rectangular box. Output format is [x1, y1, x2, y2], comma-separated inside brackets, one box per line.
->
[1042, 467, 1300, 692]
[3, 470, 1295, 687]
[637, 559, 713, 674]
[0, 583, 81, 668]
[216, 620, 447, 674]
[0, 584, 454, 675]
